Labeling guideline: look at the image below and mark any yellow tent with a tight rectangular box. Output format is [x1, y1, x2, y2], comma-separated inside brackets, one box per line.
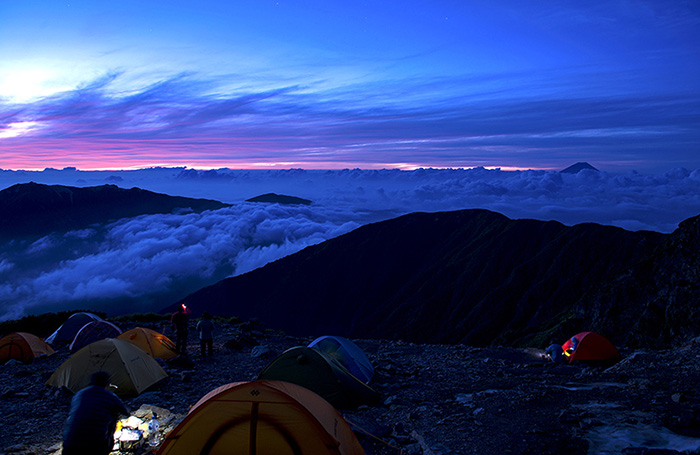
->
[0, 332, 55, 364]
[46, 338, 167, 396]
[157, 380, 365, 455]
[117, 327, 178, 360]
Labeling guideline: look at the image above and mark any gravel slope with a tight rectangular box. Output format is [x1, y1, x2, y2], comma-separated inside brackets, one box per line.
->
[2, 319, 700, 455]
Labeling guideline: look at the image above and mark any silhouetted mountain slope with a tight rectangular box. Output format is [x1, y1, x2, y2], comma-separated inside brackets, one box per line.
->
[0, 182, 228, 240]
[579, 213, 700, 348]
[175, 209, 685, 348]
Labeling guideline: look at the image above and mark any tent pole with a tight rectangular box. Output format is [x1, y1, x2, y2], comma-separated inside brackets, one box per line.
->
[249, 402, 259, 455]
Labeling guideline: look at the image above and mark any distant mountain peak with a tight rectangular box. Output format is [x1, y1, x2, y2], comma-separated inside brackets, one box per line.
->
[560, 162, 599, 174]
[246, 193, 311, 205]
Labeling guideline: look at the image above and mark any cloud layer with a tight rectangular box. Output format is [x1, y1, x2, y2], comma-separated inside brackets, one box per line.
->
[0, 200, 363, 320]
[1, 167, 699, 320]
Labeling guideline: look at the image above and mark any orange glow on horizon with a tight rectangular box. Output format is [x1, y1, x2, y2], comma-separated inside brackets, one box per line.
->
[0, 143, 552, 173]
[0, 161, 553, 172]
[0, 135, 555, 173]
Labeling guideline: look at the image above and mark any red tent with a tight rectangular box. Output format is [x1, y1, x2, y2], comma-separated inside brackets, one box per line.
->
[563, 331, 621, 364]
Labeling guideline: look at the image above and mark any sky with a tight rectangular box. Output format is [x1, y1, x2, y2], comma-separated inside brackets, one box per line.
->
[1, 1, 700, 320]
[1, 0, 699, 172]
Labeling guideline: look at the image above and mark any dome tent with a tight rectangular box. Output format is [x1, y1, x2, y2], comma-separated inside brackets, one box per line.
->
[563, 331, 621, 364]
[45, 312, 102, 345]
[258, 346, 380, 409]
[69, 320, 122, 352]
[117, 327, 178, 360]
[156, 380, 365, 455]
[0, 332, 55, 364]
[46, 338, 167, 396]
[308, 335, 374, 383]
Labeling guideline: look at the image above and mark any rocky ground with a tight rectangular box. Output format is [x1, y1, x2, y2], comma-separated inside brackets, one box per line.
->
[2, 318, 700, 455]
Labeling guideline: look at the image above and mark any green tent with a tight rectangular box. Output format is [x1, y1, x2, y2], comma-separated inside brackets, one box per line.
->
[257, 346, 380, 409]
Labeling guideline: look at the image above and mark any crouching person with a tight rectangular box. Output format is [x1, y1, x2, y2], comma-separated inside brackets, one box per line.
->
[545, 339, 565, 364]
[62, 371, 129, 455]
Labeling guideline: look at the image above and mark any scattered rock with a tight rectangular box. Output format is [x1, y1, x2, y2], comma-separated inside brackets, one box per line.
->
[165, 356, 195, 370]
[224, 333, 258, 350]
[558, 409, 582, 424]
[250, 345, 271, 358]
[179, 372, 195, 382]
[239, 319, 263, 332]
[454, 393, 473, 404]
[383, 395, 398, 406]
[3, 321, 700, 455]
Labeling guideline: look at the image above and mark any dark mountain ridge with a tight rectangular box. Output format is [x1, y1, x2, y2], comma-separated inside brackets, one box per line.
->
[246, 193, 312, 205]
[0, 182, 229, 240]
[174, 209, 697, 349]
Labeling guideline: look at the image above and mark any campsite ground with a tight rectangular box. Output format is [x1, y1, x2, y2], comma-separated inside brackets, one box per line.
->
[2, 317, 700, 455]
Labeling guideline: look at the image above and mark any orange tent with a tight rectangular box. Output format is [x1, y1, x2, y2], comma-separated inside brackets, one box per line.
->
[117, 327, 178, 360]
[563, 331, 621, 364]
[157, 380, 365, 455]
[0, 332, 55, 364]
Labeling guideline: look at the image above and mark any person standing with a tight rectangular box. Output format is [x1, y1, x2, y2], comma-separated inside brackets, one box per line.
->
[171, 303, 191, 355]
[197, 312, 215, 357]
[62, 371, 128, 455]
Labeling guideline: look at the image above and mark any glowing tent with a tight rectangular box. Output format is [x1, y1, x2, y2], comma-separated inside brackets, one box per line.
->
[563, 331, 621, 364]
[69, 320, 122, 352]
[117, 327, 178, 360]
[46, 338, 167, 396]
[308, 336, 374, 383]
[156, 380, 365, 455]
[258, 346, 381, 409]
[0, 332, 55, 364]
[45, 312, 102, 345]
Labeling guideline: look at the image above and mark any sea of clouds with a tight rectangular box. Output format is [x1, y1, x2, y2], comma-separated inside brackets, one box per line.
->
[1, 166, 699, 320]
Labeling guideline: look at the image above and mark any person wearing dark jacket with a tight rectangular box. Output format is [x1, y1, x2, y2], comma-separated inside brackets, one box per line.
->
[197, 312, 215, 357]
[544, 339, 565, 364]
[62, 371, 128, 455]
[171, 303, 191, 355]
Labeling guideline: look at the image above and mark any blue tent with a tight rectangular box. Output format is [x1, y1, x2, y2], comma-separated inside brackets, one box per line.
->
[69, 320, 122, 352]
[45, 312, 102, 345]
[308, 335, 374, 383]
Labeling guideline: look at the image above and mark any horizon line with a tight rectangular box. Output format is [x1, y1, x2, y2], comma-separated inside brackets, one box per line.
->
[0, 164, 556, 173]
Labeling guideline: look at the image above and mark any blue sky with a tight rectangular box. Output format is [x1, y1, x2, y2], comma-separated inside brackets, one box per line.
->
[0, 0, 699, 171]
